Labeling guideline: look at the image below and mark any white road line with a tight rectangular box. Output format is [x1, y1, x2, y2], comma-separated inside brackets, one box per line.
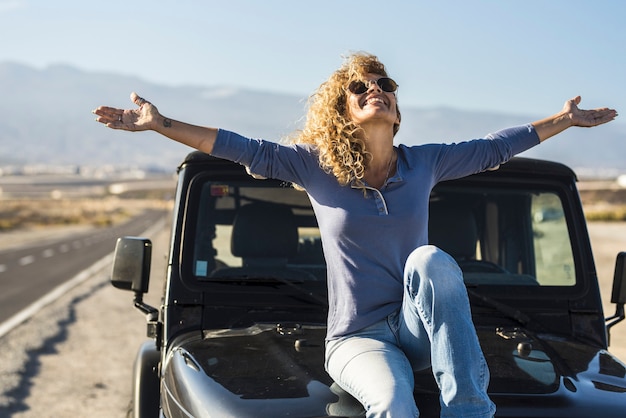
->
[42, 248, 55, 258]
[0, 265, 6, 273]
[0, 215, 167, 339]
[0, 254, 114, 339]
[19, 255, 35, 266]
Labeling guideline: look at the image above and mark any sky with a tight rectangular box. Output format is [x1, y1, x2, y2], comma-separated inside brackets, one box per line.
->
[0, 0, 624, 120]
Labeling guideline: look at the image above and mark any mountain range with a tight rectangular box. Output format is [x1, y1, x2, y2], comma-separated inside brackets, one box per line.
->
[0, 62, 624, 176]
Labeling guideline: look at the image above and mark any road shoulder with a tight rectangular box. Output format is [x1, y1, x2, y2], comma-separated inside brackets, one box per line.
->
[0, 225, 167, 417]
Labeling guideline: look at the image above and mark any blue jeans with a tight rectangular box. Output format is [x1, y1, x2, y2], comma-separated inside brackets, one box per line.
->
[325, 245, 496, 418]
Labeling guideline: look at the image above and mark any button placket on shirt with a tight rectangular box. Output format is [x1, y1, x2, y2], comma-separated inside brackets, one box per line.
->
[355, 158, 403, 216]
[367, 187, 389, 215]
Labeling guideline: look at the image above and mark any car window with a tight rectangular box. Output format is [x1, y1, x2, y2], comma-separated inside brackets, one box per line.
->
[531, 192, 575, 286]
[191, 180, 324, 282]
[429, 185, 576, 287]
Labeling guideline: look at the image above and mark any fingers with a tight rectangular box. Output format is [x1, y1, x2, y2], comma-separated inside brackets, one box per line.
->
[589, 106, 618, 120]
[94, 115, 125, 129]
[92, 106, 124, 126]
[131, 91, 148, 107]
[93, 105, 121, 116]
[570, 96, 617, 119]
[592, 108, 618, 125]
[579, 107, 618, 127]
[92, 92, 149, 130]
[564, 95, 618, 127]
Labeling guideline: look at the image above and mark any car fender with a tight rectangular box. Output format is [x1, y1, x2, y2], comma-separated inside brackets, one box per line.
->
[132, 340, 161, 418]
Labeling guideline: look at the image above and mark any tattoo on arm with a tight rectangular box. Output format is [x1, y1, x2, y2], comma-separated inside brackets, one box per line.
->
[163, 118, 172, 128]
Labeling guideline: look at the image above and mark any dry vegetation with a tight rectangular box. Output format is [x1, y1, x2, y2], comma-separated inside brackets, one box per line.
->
[584, 206, 626, 221]
[0, 185, 623, 234]
[579, 189, 626, 221]
[0, 199, 126, 230]
[0, 195, 170, 232]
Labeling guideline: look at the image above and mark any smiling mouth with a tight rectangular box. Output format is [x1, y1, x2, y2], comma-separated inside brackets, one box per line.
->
[364, 97, 386, 107]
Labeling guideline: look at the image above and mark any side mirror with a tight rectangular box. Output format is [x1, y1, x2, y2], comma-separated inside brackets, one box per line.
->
[611, 252, 626, 305]
[111, 237, 152, 293]
[606, 252, 626, 336]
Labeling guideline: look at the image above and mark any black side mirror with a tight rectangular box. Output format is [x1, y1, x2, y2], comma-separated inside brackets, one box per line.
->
[611, 252, 626, 305]
[111, 237, 152, 293]
[606, 252, 626, 336]
[111, 237, 159, 337]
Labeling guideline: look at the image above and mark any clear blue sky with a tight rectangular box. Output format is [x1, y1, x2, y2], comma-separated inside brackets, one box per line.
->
[1, 0, 623, 119]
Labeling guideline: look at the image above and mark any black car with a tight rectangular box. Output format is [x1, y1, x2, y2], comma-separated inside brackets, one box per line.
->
[112, 152, 626, 417]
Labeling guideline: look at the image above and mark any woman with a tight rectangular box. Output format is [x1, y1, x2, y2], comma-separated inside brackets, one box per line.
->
[93, 52, 617, 418]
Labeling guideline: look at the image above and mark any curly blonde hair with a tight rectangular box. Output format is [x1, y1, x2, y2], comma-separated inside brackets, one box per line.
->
[290, 52, 401, 189]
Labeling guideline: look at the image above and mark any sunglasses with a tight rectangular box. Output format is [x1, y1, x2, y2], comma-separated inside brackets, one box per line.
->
[347, 77, 398, 95]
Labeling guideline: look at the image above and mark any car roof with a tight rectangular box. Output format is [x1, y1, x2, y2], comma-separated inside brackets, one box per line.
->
[178, 150, 577, 181]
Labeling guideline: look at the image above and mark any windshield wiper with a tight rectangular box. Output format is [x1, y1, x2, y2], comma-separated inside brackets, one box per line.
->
[209, 272, 328, 306]
[467, 288, 535, 329]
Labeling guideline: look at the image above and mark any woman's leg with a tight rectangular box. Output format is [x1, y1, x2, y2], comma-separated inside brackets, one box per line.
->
[399, 245, 495, 418]
[325, 319, 419, 418]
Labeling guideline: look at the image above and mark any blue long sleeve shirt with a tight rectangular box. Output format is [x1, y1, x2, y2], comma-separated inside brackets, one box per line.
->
[211, 125, 540, 339]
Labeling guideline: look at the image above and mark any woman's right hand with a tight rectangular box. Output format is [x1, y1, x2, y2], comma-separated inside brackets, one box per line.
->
[93, 92, 160, 132]
[93, 92, 219, 154]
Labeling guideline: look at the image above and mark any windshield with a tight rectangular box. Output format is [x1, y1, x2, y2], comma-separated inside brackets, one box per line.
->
[187, 177, 577, 289]
[190, 180, 324, 283]
[429, 184, 576, 287]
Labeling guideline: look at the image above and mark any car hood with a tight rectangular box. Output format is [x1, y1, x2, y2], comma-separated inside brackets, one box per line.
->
[473, 326, 626, 416]
[161, 324, 343, 418]
[161, 324, 626, 418]
[477, 327, 626, 392]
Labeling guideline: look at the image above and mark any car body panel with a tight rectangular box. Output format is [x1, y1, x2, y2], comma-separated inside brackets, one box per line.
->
[112, 153, 626, 417]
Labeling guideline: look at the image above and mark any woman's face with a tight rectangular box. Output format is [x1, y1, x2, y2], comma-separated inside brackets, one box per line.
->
[345, 73, 400, 131]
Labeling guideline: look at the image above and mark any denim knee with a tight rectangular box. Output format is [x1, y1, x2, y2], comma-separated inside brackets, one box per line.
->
[404, 245, 464, 295]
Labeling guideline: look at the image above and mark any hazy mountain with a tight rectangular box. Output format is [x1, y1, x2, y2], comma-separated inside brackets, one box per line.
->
[0, 62, 624, 175]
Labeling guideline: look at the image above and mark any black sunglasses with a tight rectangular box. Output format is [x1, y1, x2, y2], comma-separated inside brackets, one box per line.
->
[347, 77, 398, 95]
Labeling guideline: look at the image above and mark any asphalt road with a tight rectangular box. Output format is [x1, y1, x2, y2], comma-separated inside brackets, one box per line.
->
[0, 209, 169, 327]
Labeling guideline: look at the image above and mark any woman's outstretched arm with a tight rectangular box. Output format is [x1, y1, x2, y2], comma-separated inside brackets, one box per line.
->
[93, 92, 219, 154]
[532, 96, 618, 142]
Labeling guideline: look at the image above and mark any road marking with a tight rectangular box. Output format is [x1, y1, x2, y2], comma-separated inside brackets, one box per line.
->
[0, 215, 167, 339]
[19, 255, 35, 266]
[0, 254, 114, 339]
[42, 249, 55, 258]
[0, 265, 6, 273]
